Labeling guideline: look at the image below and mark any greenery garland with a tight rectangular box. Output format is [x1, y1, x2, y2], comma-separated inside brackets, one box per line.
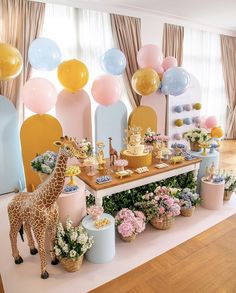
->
[86, 171, 196, 216]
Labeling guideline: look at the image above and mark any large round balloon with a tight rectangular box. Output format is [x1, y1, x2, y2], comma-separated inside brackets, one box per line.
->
[101, 48, 126, 75]
[205, 116, 217, 129]
[91, 74, 121, 106]
[137, 44, 163, 69]
[0, 43, 23, 80]
[58, 59, 89, 92]
[22, 78, 57, 114]
[161, 67, 190, 96]
[28, 38, 61, 71]
[132, 68, 160, 96]
[162, 56, 177, 71]
[211, 126, 224, 138]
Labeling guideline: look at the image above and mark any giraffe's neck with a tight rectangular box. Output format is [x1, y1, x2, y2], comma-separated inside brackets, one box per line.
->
[36, 148, 68, 208]
[109, 140, 112, 149]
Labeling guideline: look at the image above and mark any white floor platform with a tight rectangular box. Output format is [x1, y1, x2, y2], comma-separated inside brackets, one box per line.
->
[1, 193, 236, 293]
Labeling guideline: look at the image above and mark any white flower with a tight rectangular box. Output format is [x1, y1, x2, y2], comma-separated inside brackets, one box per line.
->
[70, 231, 78, 241]
[62, 244, 69, 253]
[77, 234, 88, 245]
[66, 218, 73, 231]
[69, 250, 77, 258]
[55, 247, 61, 256]
[58, 236, 65, 247]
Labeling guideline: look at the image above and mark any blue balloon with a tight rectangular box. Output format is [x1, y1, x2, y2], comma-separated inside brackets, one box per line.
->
[161, 67, 190, 96]
[175, 105, 183, 113]
[101, 48, 126, 75]
[184, 117, 192, 125]
[28, 38, 62, 71]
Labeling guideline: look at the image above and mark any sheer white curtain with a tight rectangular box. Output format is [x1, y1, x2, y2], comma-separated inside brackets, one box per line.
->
[183, 27, 227, 129]
[25, 4, 131, 121]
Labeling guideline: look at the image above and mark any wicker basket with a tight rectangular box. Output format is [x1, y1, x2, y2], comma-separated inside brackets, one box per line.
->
[38, 172, 50, 183]
[224, 191, 233, 201]
[150, 216, 174, 230]
[190, 142, 201, 152]
[60, 255, 84, 272]
[119, 233, 136, 242]
[181, 206, 195, 217]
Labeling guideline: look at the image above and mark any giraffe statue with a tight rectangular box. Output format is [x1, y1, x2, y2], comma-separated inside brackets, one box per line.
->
[108, 137, 118, 166]
[8, 136, 86, 279]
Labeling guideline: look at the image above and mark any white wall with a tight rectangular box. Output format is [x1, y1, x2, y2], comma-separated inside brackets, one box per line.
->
[34, 0, 236, 48]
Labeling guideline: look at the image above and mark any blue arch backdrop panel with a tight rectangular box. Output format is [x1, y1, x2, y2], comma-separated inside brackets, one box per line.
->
[95, 101, 127, 158]
[0, 96, 25, 194]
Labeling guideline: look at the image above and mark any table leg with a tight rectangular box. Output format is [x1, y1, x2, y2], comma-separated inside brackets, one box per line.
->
[95, 196, 103, 207]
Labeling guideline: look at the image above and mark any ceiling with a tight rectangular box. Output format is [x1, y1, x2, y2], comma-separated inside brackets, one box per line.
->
[67, 0, 236, 31]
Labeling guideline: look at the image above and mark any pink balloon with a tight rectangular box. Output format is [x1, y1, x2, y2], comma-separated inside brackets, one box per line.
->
[22, 78, 57, 114]
[91, 74, 121, 106]
[154, 64, 164, 75]
[137, 44, 163, 69]
[162, 56, 178, 71]
[205, 116, 217, 129]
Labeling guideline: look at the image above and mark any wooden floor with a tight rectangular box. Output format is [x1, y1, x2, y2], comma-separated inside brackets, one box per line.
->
[1, 141, 236, 293]
[91, 140, 236, 293]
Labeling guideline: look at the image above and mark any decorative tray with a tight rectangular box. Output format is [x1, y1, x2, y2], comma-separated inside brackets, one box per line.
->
[96, 175, 112, 184]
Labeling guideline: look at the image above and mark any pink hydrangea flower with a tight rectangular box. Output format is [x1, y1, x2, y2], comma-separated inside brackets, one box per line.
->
[134, 210, 146, 220]
[159, 206, 165, 215]
[134, 217, 146, 233]
[118, 221, 135, 237]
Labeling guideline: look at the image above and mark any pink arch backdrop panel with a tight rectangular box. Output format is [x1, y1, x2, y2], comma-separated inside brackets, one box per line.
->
[128, 105, 157, 137]
[20, 114, 62, 191]
[55, 90, 92, 142]
[0, 96, 25, 195]
[95, 101, 127, 158]
[141, 92, 167, 135]
[167, 74, 202, 145]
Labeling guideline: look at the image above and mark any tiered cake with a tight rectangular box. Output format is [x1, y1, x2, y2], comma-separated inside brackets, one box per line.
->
[120, 126, 152, 168]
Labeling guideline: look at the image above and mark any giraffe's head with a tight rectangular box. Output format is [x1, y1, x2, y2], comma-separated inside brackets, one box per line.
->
[54, 136, 87, 159]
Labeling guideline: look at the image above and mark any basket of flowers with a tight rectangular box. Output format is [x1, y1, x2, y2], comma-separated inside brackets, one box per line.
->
[54, 218, 93, 272]
[183, 128, 210, 152]
[223, 172, 236, 201]
[115, 208, 146, 242]
[135, 186, 180, 230]
[31, 150, 57, 182]
[177, 188, 200, 217]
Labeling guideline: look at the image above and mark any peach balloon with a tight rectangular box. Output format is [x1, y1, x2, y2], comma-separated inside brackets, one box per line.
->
[162, 56, 178, 71]
[205, 116, 217, 129]
[137, 44, 163, 69]
[211, 127, 224, 138]
[91, 74, 121, 106]
[22, 78, 57, 114]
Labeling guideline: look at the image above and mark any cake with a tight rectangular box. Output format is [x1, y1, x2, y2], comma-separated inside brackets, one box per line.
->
[120, 126, 152, 168]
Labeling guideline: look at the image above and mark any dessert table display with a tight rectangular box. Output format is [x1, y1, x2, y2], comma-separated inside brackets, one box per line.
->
[82, 213, 115, 263]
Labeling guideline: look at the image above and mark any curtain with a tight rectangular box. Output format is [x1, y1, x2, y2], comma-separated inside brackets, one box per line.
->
[162, 23, 184, 66]
[0, 0, 45, 119]
[183, 27, 227, 130]
[220, 35, 236, 138]
[110, 14, 141, 108]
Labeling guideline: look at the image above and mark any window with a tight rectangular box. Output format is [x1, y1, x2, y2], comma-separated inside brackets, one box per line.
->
[183, 27, 227, 129]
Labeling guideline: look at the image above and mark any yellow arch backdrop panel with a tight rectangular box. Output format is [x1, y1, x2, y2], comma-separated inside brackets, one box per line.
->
[20, 114, 62, 191]
[128, 105, 157, 136]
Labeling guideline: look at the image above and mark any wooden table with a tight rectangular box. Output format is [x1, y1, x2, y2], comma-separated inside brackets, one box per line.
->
[78, 158, 201, 206]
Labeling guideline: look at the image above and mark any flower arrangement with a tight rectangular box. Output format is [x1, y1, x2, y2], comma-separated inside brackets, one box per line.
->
[184, 128, 210, 144]
[54, 218, 93, 272]
[144, 128, 169, 144]
[78, 138, 93, 157]
[135, 186, 180, 229]
[31, 150, 57, 174]
[87, 205, 104, 220]
[224, 172, 236, 192]
[115, 208, 146, 242]
[177, 188, 200, 208]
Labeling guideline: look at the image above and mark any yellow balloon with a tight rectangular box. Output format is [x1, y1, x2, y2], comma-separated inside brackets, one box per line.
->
[211, 126, 224, 138]
[175, 119, 184, 127]
[194, 102, 202, 110]
[0, 43, 23, 80]
[58, 59, 89, 92]
[132, 68, 160, 96]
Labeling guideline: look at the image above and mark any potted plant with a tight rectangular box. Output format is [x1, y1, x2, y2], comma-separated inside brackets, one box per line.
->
[177, 188, 200, 217]
[31, 150, 57, 182]
[54, 218, 93, 272]
[115, 208, 146, 242]
[135, 186, 180, 230]
[87, 205, 104, 221]
[224, 173, 236, 201]
[183, 128, 210, 152]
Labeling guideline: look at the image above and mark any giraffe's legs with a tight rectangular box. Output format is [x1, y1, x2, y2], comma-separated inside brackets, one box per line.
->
[48, 225, 59, 265]
[33, 226, 49, 279]
[24, 222, 38, 255]
[9, 221, 23, 264]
